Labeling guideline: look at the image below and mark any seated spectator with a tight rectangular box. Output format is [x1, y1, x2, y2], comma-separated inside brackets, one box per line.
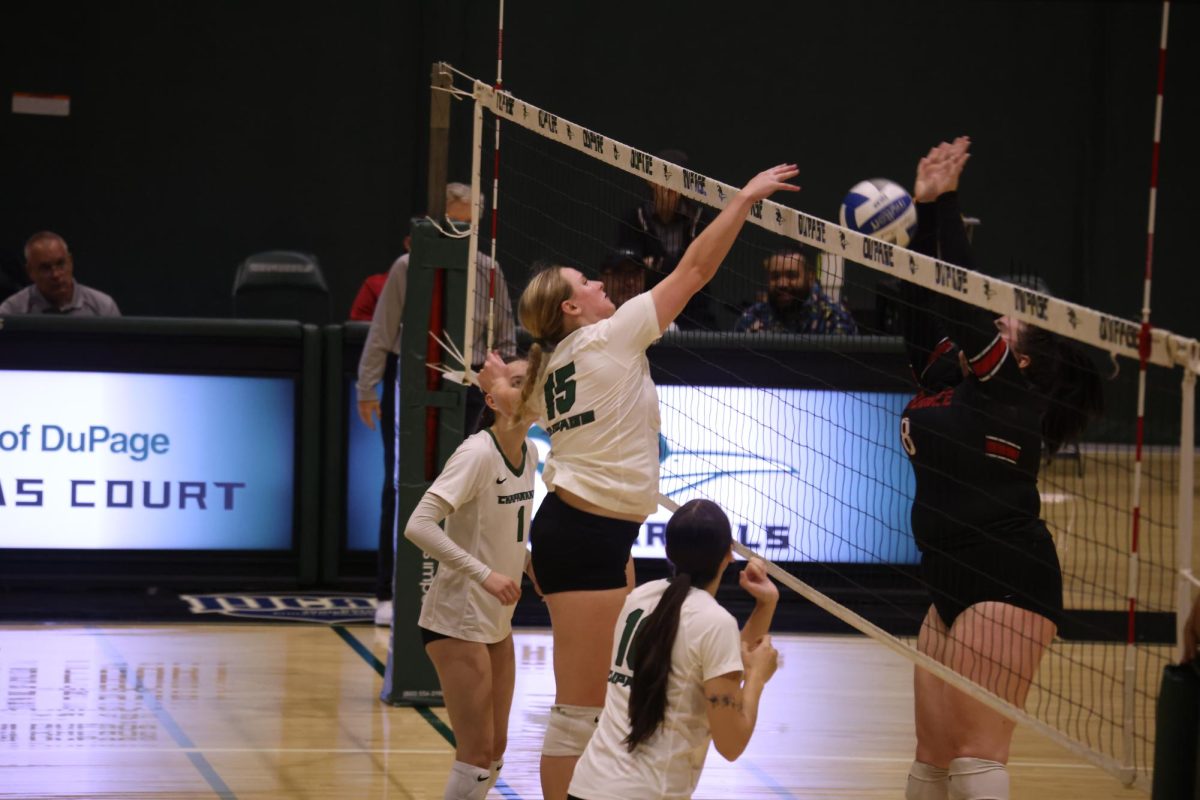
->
[617, 148, 716, 330]
[735, 247, 855, 334]
[598, 247, 645, 310]
[599, 247, 680, 333]
[0, 232, 119, 316]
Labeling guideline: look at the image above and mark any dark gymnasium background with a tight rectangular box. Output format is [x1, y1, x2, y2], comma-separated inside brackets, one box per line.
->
[1, 1, 1196, 341]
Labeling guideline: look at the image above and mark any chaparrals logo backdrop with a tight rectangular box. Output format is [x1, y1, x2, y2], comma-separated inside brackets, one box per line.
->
[528, 386, 919, 564]
[0, 370, 295, 550]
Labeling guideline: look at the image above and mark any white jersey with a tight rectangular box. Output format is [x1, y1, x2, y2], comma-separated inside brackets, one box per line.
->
[536, 291, 662, 517]
[418, 430, 536, 643]
[569, 579, 744, 800]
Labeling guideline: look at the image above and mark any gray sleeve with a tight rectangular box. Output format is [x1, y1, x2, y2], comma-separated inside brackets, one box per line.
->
[469, 255, 518, 363]
[403, 492, 491, 584]
[101, 293, 121, 317]
[0, 292, 20, 315]
[356, 255, 408, 402]
[492, 267, 517, 358]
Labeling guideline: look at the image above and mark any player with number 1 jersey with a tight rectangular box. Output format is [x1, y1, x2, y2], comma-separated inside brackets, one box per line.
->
[411, 425, 536, 643]
[402, 360, 537, 800]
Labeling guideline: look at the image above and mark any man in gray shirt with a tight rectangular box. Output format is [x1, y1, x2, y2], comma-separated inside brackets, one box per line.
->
[0, 231, 120, 316]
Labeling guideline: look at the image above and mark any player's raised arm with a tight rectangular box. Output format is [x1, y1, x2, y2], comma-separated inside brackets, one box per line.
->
[651, 164, 799, 331]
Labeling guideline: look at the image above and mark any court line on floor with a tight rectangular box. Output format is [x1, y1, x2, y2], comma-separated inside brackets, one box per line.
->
[747, 753, 1101, 770]
[93, 631, 236, 800]
[739, 757, 802, 800]
[333, 625, 526, 800]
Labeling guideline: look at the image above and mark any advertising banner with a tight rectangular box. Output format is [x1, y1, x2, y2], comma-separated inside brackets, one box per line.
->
[0, 370, 295, 550]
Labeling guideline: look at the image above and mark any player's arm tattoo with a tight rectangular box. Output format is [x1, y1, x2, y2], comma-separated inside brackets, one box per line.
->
[705, 692, 743, 712]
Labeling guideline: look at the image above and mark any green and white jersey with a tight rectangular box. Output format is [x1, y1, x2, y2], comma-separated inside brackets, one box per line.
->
[536, 291, 663, 517]
[417, 430, 536, 643]
[570, 579, 744, 800]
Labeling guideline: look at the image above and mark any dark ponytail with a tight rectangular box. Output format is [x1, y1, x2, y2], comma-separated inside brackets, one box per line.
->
[1018, 325, 1105, 457]
[623, 500, 732, 752]
[624, 573, 691, 751]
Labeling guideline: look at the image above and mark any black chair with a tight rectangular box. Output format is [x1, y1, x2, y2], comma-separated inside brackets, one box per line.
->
[232, 250, 330, 324]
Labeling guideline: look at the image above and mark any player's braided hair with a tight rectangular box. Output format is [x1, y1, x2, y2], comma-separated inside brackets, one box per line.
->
[514, 265, 573, 421]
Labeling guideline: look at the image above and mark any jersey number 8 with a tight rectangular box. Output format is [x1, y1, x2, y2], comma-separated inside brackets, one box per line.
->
[900, 416, 917, 456]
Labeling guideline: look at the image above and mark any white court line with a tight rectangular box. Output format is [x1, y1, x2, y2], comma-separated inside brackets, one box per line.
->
[748, 753, 1099, 770]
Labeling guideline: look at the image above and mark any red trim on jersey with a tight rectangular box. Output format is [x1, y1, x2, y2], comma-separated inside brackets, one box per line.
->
[968, 334, 1008, 382]
[984, 435, 1021, 465]
[906, 387, 954, 411]
[919, 337, 955, 381]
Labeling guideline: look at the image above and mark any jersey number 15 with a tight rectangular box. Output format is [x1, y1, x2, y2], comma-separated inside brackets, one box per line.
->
[543, 362, 577, 421]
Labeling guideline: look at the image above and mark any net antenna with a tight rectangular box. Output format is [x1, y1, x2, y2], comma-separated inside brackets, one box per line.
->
[1127, 1, 1176, 778]
[460, 1, 507, 374]
[445, 38, 1199, 788]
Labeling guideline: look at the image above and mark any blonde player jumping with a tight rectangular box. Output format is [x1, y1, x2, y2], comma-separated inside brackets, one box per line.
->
[402, 359, 536, 800]
[479, 164, 799, 800]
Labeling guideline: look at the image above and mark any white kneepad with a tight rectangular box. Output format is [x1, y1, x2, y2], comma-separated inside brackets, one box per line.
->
[905, 760, 948, 800]
[541, 704, 601, 757]
[948, 757, 1008, 800]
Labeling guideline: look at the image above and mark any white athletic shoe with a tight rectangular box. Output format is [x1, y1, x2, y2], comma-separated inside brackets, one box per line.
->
[374, 600, 393, 626]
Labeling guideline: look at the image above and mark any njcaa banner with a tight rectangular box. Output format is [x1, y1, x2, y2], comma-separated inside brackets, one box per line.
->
[0, 370, 295, 550]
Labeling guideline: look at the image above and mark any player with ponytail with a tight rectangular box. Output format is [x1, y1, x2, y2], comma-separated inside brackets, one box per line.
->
[567, 500, 780, 800]
[479, 164, 798, 800]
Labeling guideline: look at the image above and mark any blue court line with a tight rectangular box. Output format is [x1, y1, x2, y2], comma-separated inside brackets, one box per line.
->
[741, 756, 800, 800]
[94, 633, 236, 800]
[332, 625, 524, 800]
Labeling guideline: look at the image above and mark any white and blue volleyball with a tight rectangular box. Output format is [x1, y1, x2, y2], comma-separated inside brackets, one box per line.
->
[839, 178, 918, 247]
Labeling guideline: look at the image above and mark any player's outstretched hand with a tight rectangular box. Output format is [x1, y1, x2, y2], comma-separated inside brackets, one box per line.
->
[738, 164, 801, 204]
[742, 635, 779, 684]
[914, 145, 944, 204]
[739, 557, 779, 605]
[477, 351, 510, 396]
[943, 136, 971, 194]
[483, 572, 521, 606]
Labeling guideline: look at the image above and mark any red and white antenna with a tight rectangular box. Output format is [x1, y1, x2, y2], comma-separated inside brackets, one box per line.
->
[484, 0, 505, 354]
[1123, 0, 1170, 782]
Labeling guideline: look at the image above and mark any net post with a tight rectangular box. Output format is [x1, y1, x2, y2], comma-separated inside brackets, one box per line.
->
[463, 91, 484, 363]
[428, 62, 453, 221]
[1178, 366, 1196, 662]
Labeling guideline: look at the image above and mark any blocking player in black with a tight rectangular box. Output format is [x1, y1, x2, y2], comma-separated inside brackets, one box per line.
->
[899, 138, 1103, 800]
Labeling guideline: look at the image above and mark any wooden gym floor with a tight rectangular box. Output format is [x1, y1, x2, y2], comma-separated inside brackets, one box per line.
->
[0, 624, 1153, 799]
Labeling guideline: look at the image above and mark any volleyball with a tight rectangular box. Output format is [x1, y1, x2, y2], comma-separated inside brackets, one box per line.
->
[838, 178, 918, 247]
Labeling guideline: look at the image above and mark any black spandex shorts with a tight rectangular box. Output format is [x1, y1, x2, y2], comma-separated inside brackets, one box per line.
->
[419, 626, 450, 646]
[530, 492, 640, 594]
[921, 534, 1063, 629]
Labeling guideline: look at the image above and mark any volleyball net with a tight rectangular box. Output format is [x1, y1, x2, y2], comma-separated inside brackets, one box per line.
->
[447, 69, 1198, 790]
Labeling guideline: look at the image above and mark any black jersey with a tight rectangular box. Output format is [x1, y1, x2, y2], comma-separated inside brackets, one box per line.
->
[900, 193, 1049, 555]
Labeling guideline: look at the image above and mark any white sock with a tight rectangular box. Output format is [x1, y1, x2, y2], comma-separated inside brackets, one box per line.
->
[484, 758, 503, 792]
[948, 757, 1008, 800]
[443, 760, 491, 800]
[906, 760, 949, 800]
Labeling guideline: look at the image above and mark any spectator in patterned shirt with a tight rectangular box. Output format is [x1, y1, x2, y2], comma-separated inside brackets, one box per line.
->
[734, 247, 856, 334]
